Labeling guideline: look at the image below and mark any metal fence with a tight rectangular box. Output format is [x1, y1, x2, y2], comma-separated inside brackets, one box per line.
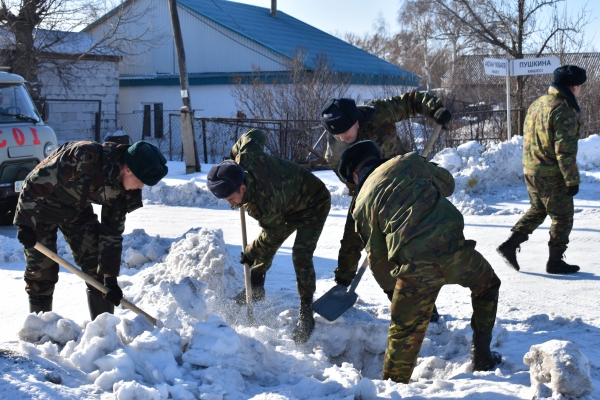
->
[42, 105, 597, 166]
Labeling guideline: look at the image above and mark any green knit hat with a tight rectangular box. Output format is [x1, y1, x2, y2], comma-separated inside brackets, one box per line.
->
[125, 141, 168, 186]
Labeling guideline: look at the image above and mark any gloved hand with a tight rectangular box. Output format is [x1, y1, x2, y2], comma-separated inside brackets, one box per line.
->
[17, 225, 37, 249]
[566, 185, 579, 196]
[103, 276, 123, 306]
[331, 284, 348, 296]
[239, 251, 254, 266]
[433, 107, 452, 126]
[334, 275, 352, 287]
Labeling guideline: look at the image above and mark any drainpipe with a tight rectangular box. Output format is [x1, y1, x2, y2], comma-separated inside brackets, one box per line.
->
[271, 0, 277, 17]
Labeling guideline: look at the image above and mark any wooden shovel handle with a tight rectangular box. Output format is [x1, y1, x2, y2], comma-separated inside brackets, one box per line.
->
[34, 242, 158, 326]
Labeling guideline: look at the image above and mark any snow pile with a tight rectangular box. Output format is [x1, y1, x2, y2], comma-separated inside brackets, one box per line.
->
[328, 184, 352, 209]
[143, 179, 229, 208]
[577, 134, 600, 171]
[432, 136, 524, 194]
[523, 339, 593, 399]
[18, 312, 82, 345]
[120, 229, 173, 271]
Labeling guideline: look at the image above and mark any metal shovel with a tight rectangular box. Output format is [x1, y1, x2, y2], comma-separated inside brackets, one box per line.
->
[313, 257, 369, 322]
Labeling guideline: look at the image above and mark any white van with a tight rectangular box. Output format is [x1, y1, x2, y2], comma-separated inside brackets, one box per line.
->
[0, 72, 58, 224]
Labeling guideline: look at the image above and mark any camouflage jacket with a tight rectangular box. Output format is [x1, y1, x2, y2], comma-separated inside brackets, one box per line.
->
[352, 152, 461, 275]
[522, 86, 580, 186]
[325, 91, 444, 189]
[231, 129, 330, 268]
[14, 141, 143, 276]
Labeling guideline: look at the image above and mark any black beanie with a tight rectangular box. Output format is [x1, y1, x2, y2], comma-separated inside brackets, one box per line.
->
[125, 141, 168, 186]
[338, 140, 381, 184]
[207, 160, 245, 199]
[321, 98, 360, 135]
[553, 65, 587, 86]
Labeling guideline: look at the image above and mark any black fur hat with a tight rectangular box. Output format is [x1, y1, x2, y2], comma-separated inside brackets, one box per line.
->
[553, 65, 587, 86]
[207, 160, 245, 198]
[338, 140, 381, 183]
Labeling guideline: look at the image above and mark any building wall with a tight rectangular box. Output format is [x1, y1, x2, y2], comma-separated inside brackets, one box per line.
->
[118, 83, 417, 120]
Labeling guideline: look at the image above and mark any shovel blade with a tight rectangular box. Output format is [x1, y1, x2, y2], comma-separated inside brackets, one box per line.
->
[313, 287, 358, 322]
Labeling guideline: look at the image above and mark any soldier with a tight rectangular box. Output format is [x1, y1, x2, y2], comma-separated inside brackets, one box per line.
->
[206, 129, 331, 344]
[338, 140, 502, 383]
[320, 93, 452, 320]
[14, 140, 168, 320]
[497, 65, 585, 274]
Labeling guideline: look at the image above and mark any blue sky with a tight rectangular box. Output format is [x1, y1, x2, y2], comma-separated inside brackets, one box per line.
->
[231, 0, 600, 51]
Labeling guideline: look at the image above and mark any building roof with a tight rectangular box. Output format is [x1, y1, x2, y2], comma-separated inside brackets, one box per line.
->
[89, 0, 420, 86]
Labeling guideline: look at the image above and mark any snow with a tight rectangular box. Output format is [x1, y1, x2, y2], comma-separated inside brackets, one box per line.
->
[1, 135, 600, 399]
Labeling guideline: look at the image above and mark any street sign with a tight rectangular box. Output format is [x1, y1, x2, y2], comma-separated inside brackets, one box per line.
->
[483, 58, 509, 76]
[511, 56, 560, 76]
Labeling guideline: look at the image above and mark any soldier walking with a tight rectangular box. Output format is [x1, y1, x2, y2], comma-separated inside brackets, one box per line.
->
[206, 129, 331, 344]
[320, 93, 452, 320]
[15, 140, 168, 320]
[497, 65, 585, 274]
[338, 140, 502, 383]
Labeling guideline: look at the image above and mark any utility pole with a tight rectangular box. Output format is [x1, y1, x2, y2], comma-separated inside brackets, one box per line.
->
[167, 0, 200, 173]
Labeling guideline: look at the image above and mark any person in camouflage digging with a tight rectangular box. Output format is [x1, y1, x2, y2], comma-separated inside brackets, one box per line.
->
[14, 140, 168, 320]
[320, 93, 452, 321]
[497, 65, 586, 274]
[339, 140, 502, 383]
[206, 128, 331, 344]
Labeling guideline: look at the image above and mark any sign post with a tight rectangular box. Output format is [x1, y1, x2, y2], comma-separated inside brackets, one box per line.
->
[483, 56, 559, 140]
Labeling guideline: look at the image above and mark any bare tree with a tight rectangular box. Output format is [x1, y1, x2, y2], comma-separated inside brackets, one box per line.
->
[0, 0, 161, 103]
[429, 0, 593, 110]
[230, 49, 351, 161]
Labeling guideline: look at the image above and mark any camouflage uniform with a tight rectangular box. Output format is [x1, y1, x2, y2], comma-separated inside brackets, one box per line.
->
[325, 91, 445, 291]
[511, 86, 580, 250]
[352, 152, 501, 383]
[14, 141, 143, 296]
[231, 129, 331, 298]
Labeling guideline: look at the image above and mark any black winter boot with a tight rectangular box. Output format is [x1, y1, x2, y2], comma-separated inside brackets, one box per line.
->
[291, 297, 315, 344]
[496, 231, 527, 271]
[546, 247, 580, 274]
[29, 295, 52, 313]
[233, 270, 266, 305]
[87, 288, 115, 320]
[471, 332, 502, 371]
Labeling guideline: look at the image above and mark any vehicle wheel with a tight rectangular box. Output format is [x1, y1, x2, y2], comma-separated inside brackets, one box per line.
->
[0, 198, 18, 226]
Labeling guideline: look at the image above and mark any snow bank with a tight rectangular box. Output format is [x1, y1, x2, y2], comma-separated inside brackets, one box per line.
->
[143, 179, 229, 208]
[523, 339, 593, 399]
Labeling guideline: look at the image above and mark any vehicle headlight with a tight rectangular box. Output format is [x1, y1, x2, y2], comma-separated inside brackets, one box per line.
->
[44, 142, 57, 157]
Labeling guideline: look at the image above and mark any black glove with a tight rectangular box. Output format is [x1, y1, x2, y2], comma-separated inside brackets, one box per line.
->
[334, 275, 353, 287]
[433, 107, 452, 126]
[239, 252, 254, 266]
[17, 225, 37, 249]
[103, 276, 123, 306]
[566, 185, 579, 196]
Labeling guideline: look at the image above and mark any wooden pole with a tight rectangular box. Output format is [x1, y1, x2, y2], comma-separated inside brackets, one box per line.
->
[167, 0, 200, 173]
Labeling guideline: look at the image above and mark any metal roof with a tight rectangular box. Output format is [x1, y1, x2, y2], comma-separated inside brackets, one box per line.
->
[172, 0, 419, 86]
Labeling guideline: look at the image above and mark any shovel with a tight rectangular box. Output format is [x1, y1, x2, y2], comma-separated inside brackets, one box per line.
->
[313, 257, 369, 321]
[421, 123, 443, 158]
[239, 206, 254, 324]
[33, 242, 159, 326]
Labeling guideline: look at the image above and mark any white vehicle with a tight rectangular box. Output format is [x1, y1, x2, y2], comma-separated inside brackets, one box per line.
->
[0, 72, 57, 224]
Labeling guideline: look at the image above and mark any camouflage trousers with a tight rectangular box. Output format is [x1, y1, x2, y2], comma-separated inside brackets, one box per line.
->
[334, 196, 396, 292]
[512, 174, 574, 250]
[24, 206, 103, 296]
[252, 198, 330, 299]
[383, 238, 501, 383]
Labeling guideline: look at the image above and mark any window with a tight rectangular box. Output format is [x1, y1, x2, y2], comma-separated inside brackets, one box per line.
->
[141, 103, 164, 138]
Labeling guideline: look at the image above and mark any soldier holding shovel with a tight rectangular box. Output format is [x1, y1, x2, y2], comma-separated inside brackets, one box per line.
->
[207, 129, 330, 344]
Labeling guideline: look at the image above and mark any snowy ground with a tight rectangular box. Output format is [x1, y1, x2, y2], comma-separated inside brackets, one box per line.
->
[1, 136, 600, 399]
